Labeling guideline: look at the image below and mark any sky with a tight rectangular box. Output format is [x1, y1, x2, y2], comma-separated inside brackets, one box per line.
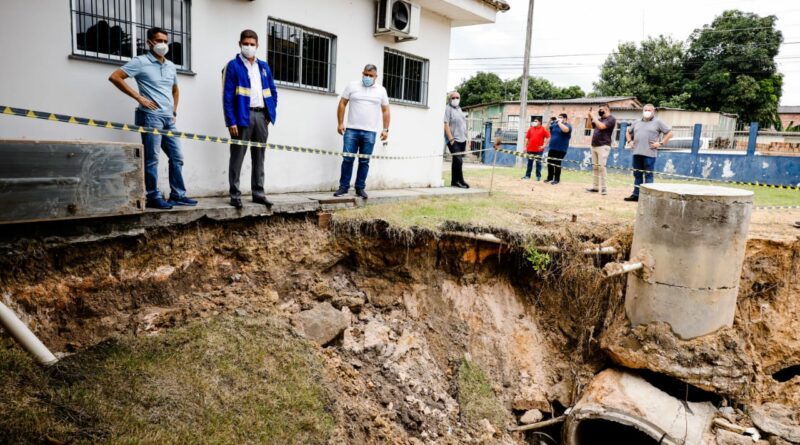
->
[448, 0, 800, 106]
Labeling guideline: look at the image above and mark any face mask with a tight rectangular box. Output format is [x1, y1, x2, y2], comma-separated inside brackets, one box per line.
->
[532, 122, 540, 127]
[152, 42, 169, 57]
[241, 44, 256, 59]
[598, 110, 606, 117]
[557, 118, 563, 124]
[643, 111, 654, 119]
[362, 76, 375, 87]
[450, 99, 460, 107]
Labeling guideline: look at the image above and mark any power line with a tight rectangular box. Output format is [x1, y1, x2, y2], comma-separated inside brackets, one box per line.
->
[449, 41, 800, 62]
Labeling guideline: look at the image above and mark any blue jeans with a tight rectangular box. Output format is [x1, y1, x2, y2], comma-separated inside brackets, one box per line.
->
[632, 154, 656, 197]
[339, 128, 376, 190]
[525, 154, 542, 179]
[135, 109, 187, 201]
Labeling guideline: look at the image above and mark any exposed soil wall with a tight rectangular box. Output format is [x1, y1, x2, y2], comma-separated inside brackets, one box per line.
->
[1, 216, 798, 443]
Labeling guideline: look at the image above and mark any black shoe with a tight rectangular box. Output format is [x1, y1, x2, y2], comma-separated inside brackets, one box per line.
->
[586, 188, 599, 193]
[623, 195, 639, 202]
[253, 196, 273, 207]
[544, 179, 553, 184]
[451, 182, 468, 189]
[168, 196, 198, 206]
[333, 188, 348, 197]
[355, 189, 368, 199]
[551, 180, 559, 185]
[230, 197, 243, 208]
[146, 197, 173, 209]
[459, 181, 470, 189]
[536, 177, 542, 182]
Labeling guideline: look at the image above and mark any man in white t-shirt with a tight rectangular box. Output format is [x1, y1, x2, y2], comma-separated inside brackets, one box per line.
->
[334, 64, 391, 199]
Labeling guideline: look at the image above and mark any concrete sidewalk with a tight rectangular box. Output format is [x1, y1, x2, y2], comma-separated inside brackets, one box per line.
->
[0, 187, 488, 245]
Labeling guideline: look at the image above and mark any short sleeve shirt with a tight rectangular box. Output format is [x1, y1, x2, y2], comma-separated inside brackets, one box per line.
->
[342, 80, 389, 133]
[591, 114, 616, 147]
[121, 53, 178, 117]
[548, 121, 572, 152]
[444, 105, 467, 142]
[629, 118, 672, 157]
[525, 126, 550, 153]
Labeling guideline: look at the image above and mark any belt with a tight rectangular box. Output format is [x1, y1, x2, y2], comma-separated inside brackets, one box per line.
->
[250, 107, 265, 112]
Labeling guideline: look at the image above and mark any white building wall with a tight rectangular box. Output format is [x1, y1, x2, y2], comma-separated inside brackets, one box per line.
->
[0, 0, 455, 196]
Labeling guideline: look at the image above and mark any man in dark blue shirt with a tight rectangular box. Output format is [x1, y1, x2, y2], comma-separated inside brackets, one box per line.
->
[545, 113, 572, 185]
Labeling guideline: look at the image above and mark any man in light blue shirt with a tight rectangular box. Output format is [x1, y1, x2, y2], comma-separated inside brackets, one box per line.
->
[109, 27, 196, 209]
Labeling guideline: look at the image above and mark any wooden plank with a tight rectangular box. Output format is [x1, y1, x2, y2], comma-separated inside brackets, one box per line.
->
[0, 140, 144, 224]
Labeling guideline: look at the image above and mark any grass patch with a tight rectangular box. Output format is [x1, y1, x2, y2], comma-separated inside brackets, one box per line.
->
[456, 359, 505, 428]
[0, 316, 335, 444]
[335, 192, 525, 230]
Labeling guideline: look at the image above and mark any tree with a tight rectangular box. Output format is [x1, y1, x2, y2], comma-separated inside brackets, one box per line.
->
[455, 72, 584, 107]
[684, 10, 783, 126]
[453, 72, 506, 108]
[593, 36, 686, 107]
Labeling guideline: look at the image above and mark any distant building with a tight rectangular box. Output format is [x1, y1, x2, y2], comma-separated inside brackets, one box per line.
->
[464, 97, 737, 147]
[778, 106, 800, 130]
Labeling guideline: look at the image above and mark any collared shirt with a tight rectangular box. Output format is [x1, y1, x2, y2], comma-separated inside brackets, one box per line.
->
[629, 118, 671, 158]
[239, 54, 265, 109]
[444, 105, 467, 142]
[121, 52, 178, 116]
[525, 125, 550, 153]
[341, 80, 389, 133]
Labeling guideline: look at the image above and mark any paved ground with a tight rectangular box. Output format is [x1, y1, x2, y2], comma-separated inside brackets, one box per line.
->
[0, 187, 489, 244]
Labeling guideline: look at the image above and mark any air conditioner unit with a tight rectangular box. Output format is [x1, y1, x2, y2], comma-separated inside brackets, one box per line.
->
[375, 0, 420, 42]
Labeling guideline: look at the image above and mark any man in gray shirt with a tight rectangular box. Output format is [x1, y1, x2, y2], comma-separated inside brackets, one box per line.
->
[624, 104, 673, 202]
[444, 90, 469, 188]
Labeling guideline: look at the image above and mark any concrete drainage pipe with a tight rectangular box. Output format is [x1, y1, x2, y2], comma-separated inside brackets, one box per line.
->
[563, 369, 716, 445]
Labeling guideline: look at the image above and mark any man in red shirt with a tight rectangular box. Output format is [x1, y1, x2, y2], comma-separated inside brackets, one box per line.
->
[522, 118, 550, 180]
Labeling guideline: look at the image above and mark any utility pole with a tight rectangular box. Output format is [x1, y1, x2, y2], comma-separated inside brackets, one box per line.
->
[516, 0, 535, 153]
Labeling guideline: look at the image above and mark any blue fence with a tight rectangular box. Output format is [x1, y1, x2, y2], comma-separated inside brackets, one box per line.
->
[481, 122, 800, 186]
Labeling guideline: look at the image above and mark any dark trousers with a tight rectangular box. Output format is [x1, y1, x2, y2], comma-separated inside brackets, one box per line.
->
[632, 154, 656, 197]
[229, 109, 269, 199]
[448, 140, 466, 185]
[545, 150, 567, 182]
[525, 153, 543, 179]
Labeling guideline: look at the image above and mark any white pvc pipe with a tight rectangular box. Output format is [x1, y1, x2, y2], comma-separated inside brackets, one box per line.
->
[0, 301, 58, 366]
[602, 261, 644, 278]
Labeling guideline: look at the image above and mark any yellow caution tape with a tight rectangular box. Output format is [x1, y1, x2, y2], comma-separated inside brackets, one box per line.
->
[0, 105, 485, 161]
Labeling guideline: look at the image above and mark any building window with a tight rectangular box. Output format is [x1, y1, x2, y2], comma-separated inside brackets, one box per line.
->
[71, 0, 191, 70]
[507, 115, 520, 131]
[267, 18, 336, 93]
[383, 48, 429, 106]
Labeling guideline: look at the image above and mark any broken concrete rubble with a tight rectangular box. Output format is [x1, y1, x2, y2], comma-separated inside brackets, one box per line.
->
[750, 403, 800, 444]
[563, 369, 717, 445]
[294, 302, 350, 346]
[519, 409, 543, 425]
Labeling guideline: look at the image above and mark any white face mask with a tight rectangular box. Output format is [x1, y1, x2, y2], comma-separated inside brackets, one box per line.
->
[241, 44, 257, 59]
[532, 121, 540, 127]
[450, 99, 460, 107]
[152, 42, 169, 57]
[643, 110, 654, 119]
